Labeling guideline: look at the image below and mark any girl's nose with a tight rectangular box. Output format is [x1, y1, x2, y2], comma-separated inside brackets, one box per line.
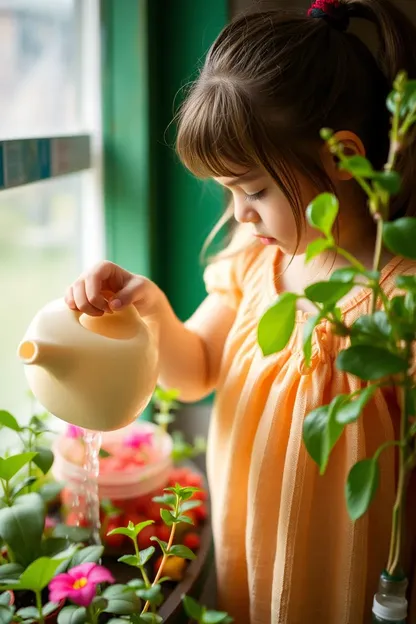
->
[234, 200, 260, 224]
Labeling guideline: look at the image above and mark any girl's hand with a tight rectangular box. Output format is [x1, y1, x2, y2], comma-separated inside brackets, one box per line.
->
[65, 261, 164, 317]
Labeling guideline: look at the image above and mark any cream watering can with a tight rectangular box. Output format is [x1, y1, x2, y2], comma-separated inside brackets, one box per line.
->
[17, 296, 159, 431]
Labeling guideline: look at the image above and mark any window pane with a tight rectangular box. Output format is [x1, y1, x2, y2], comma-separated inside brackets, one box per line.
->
[0, 0, 81, 139]
[0, 174, 83, 419]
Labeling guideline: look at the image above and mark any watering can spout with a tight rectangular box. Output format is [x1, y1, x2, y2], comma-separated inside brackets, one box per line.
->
[17, 339, 59, 366]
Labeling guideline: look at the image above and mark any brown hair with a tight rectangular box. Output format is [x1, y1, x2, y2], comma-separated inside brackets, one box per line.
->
[176, 0, 416, 255]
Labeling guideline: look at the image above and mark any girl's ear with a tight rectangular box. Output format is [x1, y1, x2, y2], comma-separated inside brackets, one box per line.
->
[321, 131, 366, 181]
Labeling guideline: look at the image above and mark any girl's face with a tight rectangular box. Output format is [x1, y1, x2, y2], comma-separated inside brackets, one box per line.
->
[215, 167, 323, 256]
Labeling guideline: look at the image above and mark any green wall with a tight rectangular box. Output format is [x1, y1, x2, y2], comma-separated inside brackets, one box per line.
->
[102, 0, 228, 321]
[148, 1, 228, 321]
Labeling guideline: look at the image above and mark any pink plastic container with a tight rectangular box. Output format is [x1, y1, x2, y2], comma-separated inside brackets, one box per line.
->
[52, 421, 173, 502]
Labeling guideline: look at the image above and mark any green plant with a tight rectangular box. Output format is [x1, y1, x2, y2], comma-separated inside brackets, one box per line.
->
[257, 71, 416, 581]
[182, 595, 233, 624]
[152, 388, 207, 464]
[0, 556, 67, 624]
[108, 484, 201, 622]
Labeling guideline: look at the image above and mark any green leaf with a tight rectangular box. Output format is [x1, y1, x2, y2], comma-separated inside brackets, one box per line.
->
[181, 500, 202, 512]
[57, 606, 87, 624]
[38, 482, 63, 503]
[103, 585, 141, 615]
[336, 346, 407, 380]
[133, 520, 155, 537]
[0, 605, 12, 624]
[10, 476, 37, 500]
[138, 546, 155, 566]
[137, 584, 162, 605]
[42, 602, 60, 617]
[53, 524, 91, 543]
[29, 415, 49, 433]
[118, 555, 141, 567]
[339, 155, 374, 177]
[33, 447, 54, 475]
[160, 509, 176, 526]
[138, 615, 163, 624]
[182, 595, 203, 620]
[107, 527, 135, 539]
[305, 281, 352, 306]
[302, 313, 323, 367]
[0, 563, 23, 581]
[90, 596, 108, 611]
[383, 218, 416, 260]
[17, 606, 39, 619]
[306, 193, 339, 237]
[305, 238, 332, 263]
[330, 267, 362, 283]
[41, 537, 70, 558]
[350, 311, 392, 348]
[0, 453, 38, 482]
[346, 458, 379, 521]
[257, 293, 297, 356]
[99, 448, 112, 458]
[70, 545, 104, 567]
[373, 171, 401, 195]
[169, 545, 196, 560]
[152, 494, 176, 507]
[150, 536, 168, 554]
[0, 492, 44, 567]
[202, 612, 233, 624]
[19, 556, 64, 592]
[0, 593, 12, 607]
[176, 514, 194, 525]
[154, 413, 176, 427]
[153, 387, 180, 403]
[335, 386, 377, 425]
[0, 411, 22, 432]
[396, 274, 416, 292]
[303, 396, 345, 474]
[387, 80, 416, 117]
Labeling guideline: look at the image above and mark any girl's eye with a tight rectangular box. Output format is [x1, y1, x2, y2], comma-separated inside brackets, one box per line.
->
[244, 190, 266, 202]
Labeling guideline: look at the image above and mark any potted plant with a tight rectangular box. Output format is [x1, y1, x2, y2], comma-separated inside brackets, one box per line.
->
[257, 71, 416, 622]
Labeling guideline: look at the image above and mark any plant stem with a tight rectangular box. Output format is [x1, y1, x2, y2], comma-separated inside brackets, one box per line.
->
[142, 494, 180, 614]
[35, 590, 45, 624]
[334, 247, 367, 274]
[387, 372, 412, 575]
[86, 604, 98, 624]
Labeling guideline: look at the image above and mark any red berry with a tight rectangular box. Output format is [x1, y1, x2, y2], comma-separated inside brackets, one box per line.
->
[194, 504, 208, 523]
[144, 500, 162, 522]
[183, 532, 201, 550]
[156, 523, 171, 542]
[105, 521, 124, 549]
[192, 488, 208, 502]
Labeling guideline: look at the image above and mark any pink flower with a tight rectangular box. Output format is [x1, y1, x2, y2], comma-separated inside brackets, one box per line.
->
[123, 431, 153, 449]
[66, 425, 84, 439]
[49, 563, 114, 607]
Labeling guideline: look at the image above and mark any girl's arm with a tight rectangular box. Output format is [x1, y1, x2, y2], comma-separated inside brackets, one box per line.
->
[156, 292, 236, 402]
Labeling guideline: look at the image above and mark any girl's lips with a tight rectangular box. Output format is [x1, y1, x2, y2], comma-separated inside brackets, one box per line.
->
[254, 235, 277, 245]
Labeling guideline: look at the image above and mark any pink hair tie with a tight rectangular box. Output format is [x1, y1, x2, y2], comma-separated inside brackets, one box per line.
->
[308, 0, 350, 32]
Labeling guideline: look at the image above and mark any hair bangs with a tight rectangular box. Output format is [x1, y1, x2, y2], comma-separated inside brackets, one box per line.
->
[176, 80, 259, 179]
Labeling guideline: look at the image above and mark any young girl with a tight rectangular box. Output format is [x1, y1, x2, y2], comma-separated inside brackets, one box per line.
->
[66, 0, 416, 621]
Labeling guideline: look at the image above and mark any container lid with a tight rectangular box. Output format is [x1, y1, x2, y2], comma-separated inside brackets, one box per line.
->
[372, 593, 407, 621]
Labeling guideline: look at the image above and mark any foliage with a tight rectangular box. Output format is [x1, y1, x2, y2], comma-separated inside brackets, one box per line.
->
[257, 71, 416, 577]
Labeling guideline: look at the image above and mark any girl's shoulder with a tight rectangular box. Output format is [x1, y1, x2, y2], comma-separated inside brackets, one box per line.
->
[203, 225, 267, 309]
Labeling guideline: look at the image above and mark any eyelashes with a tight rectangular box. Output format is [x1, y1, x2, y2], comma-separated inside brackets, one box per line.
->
[244, 190, 266, 202]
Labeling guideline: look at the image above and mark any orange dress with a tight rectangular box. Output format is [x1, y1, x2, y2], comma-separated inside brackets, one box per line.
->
[204, 242, 415, 624]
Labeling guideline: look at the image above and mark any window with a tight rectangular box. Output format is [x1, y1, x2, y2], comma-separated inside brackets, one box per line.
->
[0, 0, 103, 421]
